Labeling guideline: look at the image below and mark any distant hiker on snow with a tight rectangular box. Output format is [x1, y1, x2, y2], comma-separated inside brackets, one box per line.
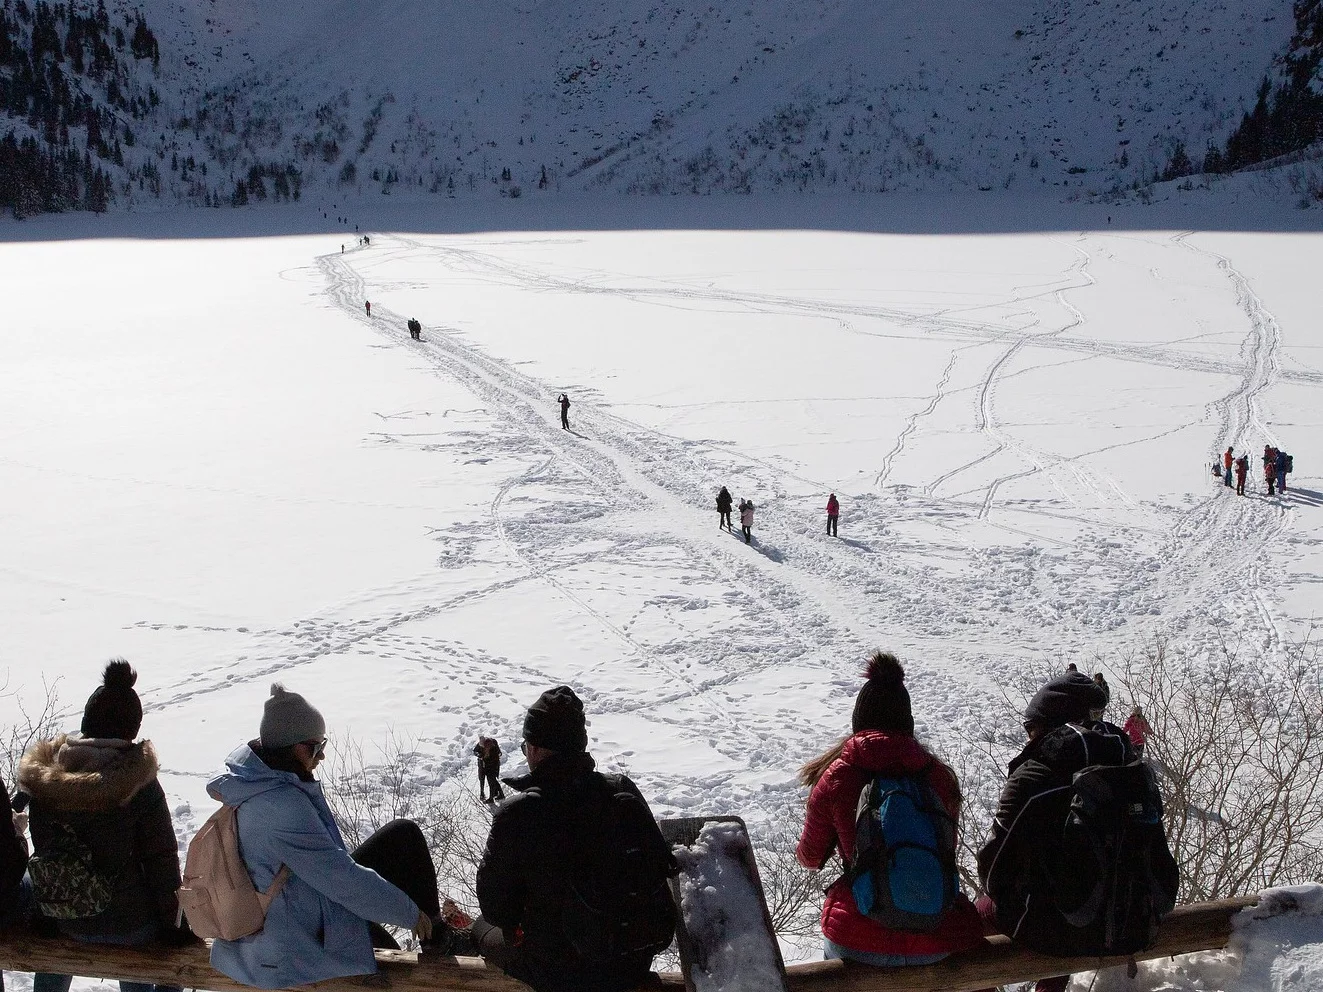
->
[796, 651, 984, 967]
[1275, 447, 1291, 494]
[1235, 455, 1249, 496]
[739, 499, 755, 544]
[365, 301, 372, 318]
[407, 318, 422, 341]
[472, 737, 504, 804]
[1264, 445, 1278, 495]
[557, 393, 570, 430]
[1090, 672, 1110, 720]
[1223, 446, 1234, 488]
[1125, 705, 1152, 760]
[716, 486, 733, 532]
[826, 493, 840, 537]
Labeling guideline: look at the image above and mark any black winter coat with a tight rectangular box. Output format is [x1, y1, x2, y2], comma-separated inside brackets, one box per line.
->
[0, 777, 27, 913]
[716, 490, 733, 513]
[20, 735, 181, 940]
[476, 751, 671, 992]
[977, 721, 1175, 952]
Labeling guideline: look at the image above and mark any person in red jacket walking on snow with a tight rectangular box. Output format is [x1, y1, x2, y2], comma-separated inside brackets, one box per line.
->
[826, 493, 840, 537]
[1124, 705, 1152, 760]
[796, 652, 988, 977]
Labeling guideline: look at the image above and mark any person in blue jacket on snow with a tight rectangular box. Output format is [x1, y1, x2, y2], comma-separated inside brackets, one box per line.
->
[208, 685, 441, 989]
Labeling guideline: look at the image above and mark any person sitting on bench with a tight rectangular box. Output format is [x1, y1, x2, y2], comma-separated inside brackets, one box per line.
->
[208, 684, 441, 989]
[796, 652, 987, 976]
[21, 660, 192, 992]
[472, 686, 676, 992]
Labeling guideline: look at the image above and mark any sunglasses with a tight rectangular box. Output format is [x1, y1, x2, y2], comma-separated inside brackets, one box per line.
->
[302, 738, 328, 759]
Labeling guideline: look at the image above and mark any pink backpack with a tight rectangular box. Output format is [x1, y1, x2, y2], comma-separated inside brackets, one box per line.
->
[177, 804, 290, 940]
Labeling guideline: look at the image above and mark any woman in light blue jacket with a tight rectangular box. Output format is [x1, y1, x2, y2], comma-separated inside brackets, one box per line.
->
[209, 685, 440, 989]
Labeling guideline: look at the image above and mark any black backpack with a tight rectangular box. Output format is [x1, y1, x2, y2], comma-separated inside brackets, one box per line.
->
[561, 781, 677, 965]
[1047, 761, 1179, 955]
[1284, 453, 1294, 473]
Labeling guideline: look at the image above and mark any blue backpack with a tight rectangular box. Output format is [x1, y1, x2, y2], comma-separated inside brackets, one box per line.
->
[847, 770, 958, 932]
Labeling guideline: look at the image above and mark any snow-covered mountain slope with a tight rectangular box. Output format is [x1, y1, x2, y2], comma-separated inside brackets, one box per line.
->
[0, 0, 1300, 212]
[179, 0, 1292, 197]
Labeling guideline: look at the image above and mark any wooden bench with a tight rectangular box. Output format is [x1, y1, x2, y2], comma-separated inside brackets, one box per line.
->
[0, 895, 1265, 992]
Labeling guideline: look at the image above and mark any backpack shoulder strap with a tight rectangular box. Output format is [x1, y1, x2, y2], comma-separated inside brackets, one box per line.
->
[258, 865, 291, 907]
[223, 798, 292, 899]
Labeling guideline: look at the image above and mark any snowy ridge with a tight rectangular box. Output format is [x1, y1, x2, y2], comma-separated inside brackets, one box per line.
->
[1, 0, 1302, 211]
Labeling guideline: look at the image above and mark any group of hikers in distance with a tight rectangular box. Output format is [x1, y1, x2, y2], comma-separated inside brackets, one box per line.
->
[716, 486, 842, 544]
[0, 654, 1177, 992]
[1216, 442, 1294, 496]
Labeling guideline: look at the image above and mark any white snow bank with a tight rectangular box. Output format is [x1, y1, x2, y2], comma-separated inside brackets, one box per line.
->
[674, 821, 786, 992]
[1078, 885, 1323, 992]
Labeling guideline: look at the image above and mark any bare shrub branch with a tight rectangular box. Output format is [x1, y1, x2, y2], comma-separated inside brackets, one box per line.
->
[320, 731, 491, 913]
[1116, 637, 1323, 900]
[949, 637, 1323, 904]
[749, 807, 829, 941]
[0, 676, 63, 788]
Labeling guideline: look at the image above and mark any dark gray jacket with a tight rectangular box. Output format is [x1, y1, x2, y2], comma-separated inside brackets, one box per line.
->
[20, 734, 180, 940]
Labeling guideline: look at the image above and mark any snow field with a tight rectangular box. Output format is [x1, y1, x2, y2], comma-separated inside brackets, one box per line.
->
[3, 195, 1323, 985]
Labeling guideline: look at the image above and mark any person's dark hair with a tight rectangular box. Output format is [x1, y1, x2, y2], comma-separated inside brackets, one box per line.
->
[252, 740, 315, 782]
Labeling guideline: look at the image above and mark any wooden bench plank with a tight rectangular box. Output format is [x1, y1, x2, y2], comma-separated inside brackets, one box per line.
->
[0, 895, 1264, 992]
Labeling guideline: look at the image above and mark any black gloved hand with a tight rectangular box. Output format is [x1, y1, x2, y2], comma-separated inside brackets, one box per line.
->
[159, 918, 202, 947]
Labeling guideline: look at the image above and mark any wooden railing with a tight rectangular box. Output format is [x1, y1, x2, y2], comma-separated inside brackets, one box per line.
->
[0, 895, 1266, 992]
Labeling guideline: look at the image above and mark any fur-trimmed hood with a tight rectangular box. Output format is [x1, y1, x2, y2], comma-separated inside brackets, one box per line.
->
[18, 734, 160, 812]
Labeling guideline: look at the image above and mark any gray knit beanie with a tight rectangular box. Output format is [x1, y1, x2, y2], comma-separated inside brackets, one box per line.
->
[259, 683, 326, 750]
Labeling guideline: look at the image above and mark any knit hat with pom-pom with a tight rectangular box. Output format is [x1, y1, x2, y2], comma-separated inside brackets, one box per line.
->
[260, 684, 326, 750]
[851, 651, 915, 735]
[81, 659, 143, 741]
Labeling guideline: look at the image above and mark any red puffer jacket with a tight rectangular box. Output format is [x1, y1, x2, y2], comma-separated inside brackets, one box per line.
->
[796, 731, 985, 958]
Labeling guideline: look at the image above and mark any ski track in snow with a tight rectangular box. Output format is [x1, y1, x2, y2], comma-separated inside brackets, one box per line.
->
[122, 229, 1309, 830]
